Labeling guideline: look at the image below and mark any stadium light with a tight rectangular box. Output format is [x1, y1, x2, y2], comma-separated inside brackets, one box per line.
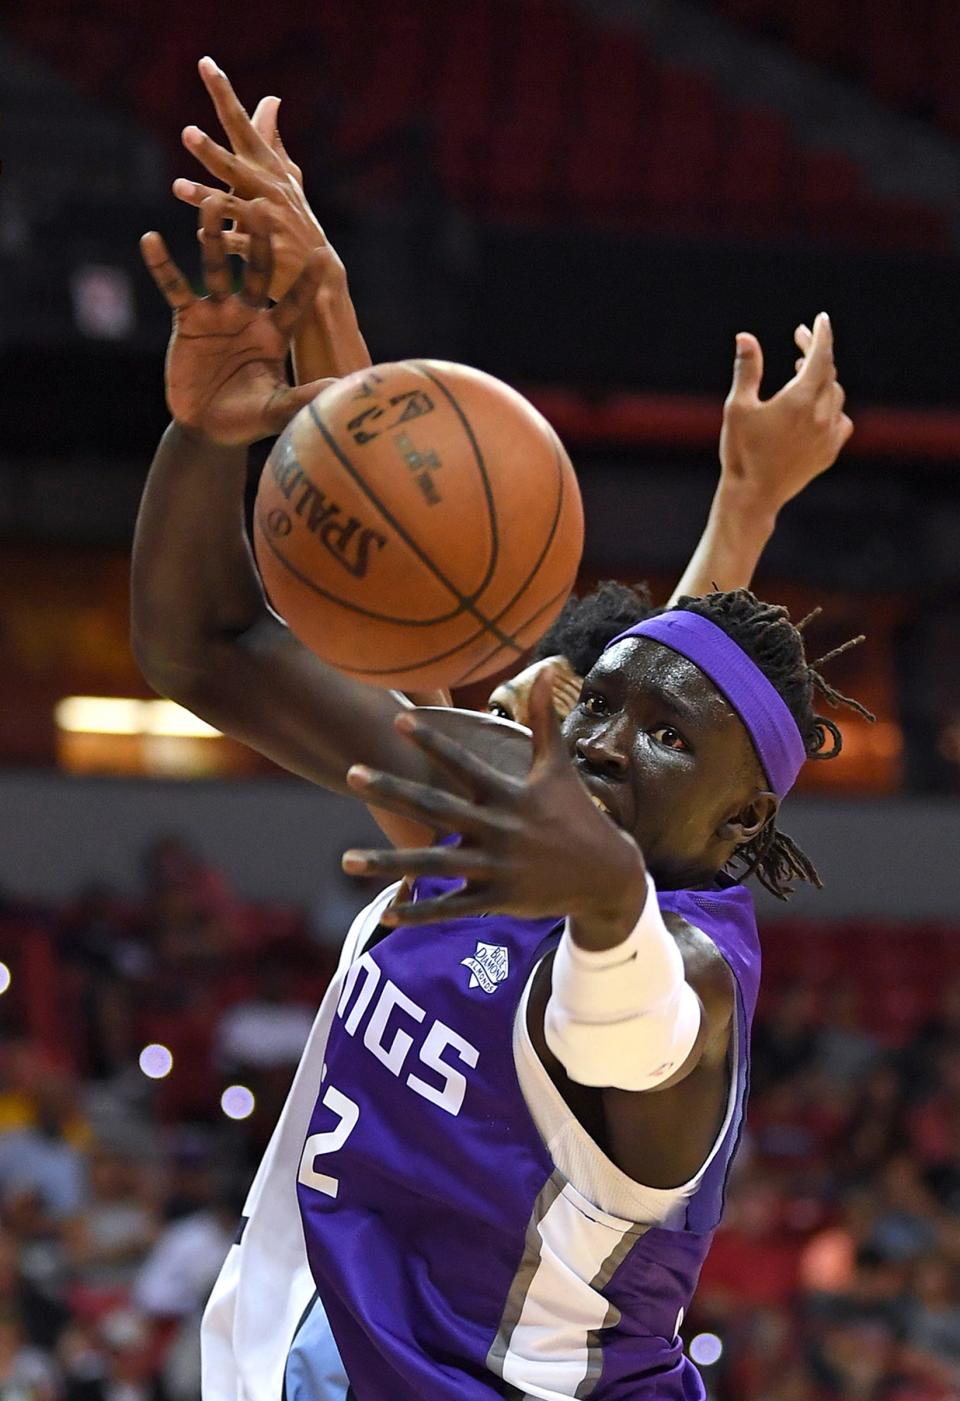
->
[55, 696, 221, 739]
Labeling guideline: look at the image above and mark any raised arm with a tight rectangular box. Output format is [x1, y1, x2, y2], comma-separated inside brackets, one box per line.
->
[132, 199, 447, 846]
[172, 59, 453, 708]
[669, 312, 852, 603]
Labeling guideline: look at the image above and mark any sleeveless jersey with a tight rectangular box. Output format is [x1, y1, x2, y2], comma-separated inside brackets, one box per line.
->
[293, 876, 760, 1400]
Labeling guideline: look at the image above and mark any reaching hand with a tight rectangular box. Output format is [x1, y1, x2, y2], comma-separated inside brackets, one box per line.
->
[719, 311, 853, 515]
[140, 195, 333, 446]
[173, 57, 342, 303]
[341, 670, 646, 939]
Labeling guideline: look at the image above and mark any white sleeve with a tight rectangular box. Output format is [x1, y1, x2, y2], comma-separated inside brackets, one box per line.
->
[544, 873, 702, 1092]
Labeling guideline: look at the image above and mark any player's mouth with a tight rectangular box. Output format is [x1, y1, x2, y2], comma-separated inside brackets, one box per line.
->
[578, 772, 631, 832]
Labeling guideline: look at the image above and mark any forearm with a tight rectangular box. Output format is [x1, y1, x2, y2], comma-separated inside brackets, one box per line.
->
[668, 479, 777, 604]
[547, 874, 702, 1091]
[131, 423, 265, 680]
[291, 275, 371, 384]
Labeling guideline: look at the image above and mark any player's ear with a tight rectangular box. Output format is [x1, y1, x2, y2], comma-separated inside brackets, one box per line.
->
[716, 792, 779, 845]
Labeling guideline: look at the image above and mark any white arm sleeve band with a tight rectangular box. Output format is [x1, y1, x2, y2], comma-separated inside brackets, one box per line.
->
[544, 873, 702, 1092]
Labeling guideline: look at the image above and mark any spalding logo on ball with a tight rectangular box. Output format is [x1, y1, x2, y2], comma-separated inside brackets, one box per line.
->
[253, 359, 584, 691]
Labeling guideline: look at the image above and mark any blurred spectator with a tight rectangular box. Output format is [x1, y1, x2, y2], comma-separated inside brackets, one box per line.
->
[0, 1309, 59, 1401]
[0, 1232, 66, 1353]
[141, 837, 235, 925]
[838, 1057, 907, 1183]
[813, 981, 880, 1086]
[0, 1069, 88, 1225]
[868, 1155, 943, 1263]
[903, 977, 960, 1101]
[800, 1189, 880, 1296]
[133, 1181, 234, 1320]
[902, 1256, 960, 1371]
[750, 982, 819, 1095]
[64, 1148, 158, 1311]
[698, 1170, 804, 1315]
[214, 957, 313, 1075]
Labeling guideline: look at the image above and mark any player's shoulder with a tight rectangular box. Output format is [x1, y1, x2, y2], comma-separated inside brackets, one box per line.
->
[659, 879, 761, 1021]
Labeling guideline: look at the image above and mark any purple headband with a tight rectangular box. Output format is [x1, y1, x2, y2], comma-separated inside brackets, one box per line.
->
[604, 611, 807, 797]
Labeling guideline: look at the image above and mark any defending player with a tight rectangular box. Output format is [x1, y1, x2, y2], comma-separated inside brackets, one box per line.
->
[172, 60, 853, 724]
[133, 207, 868, 1399]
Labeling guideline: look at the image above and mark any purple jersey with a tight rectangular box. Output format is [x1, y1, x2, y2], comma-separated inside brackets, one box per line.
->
[295, 876, 760, 1399]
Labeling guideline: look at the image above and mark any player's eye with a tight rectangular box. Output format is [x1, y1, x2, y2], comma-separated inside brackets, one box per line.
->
[487, 701, 514, 720]
[650, 726, 689, 752]
[582, 692, 608, 716]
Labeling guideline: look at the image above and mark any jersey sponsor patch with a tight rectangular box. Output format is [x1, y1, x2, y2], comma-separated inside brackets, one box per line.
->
[461, 941, 509, 994]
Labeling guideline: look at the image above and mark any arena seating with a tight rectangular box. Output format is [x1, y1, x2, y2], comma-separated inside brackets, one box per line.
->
[709, 0, 960, 138]
[0, 903, 956, 1096]
[3, 0, 950, 251]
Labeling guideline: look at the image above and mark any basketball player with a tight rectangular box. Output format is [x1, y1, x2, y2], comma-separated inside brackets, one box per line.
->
[172, 60, 853, 723]
[134, 204, 868, 1400]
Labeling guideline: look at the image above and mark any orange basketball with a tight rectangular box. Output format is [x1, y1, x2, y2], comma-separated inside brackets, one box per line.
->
[252, 360, 584, 690]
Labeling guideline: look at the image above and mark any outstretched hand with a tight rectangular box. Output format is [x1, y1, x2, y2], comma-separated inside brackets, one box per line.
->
[140, 195, 333, 446]
[720, 311, 853, 515]
[173, 57, 341, 303]
[341, 670, 646, 940]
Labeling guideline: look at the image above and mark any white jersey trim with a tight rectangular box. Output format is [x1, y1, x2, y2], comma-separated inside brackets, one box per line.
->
[513, 951, 739, 1227]
[200, 883, 401, 1401]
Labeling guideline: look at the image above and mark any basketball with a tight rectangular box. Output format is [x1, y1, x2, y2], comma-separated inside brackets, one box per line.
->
[252, 359, 584, 690]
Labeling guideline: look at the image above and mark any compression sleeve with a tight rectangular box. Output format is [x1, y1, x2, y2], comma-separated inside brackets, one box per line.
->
[544, 873, 702, 1092]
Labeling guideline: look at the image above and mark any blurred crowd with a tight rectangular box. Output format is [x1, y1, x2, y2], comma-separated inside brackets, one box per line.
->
[1, 839, 959, 1400]
[692, 979, 960, 1399]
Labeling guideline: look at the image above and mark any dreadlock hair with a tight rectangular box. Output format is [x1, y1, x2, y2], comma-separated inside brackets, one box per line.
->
[671, 588, 875, 901]
[531, 580, 655, 676]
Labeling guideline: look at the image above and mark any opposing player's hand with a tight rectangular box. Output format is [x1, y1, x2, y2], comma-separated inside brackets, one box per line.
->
[719, 311, 853, 515]
[140, 195, 333, 446]
[173, 57, 343, 303]
[341, 670, 646, 939]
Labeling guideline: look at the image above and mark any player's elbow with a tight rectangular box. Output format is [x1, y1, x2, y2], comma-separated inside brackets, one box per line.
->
[130, 624, 214, 711]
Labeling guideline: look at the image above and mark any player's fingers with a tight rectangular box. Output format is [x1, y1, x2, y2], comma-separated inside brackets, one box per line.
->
[271, 250, 326, 336]
[251, 94, 280, 149]
[199, 197, 232, 300]
[198, 56, 275, 164]
[726, 331, 764, 404]
[139, 232, 196, 311]
[238, 199, 273, 307]
[341, 846, 496, 881]
[380, 888, 500, 927]
[345, 764, 488, 834]
[393, 710, 516, 801]
[182, 125, 273, 197]
[198, 228, 252, 262]
[527, 667, 566, 774]
[838, 413, 855, 446]
[173, 177, 222, 209]
[798, 311, 835, 391]
[794, 323, 813, 355]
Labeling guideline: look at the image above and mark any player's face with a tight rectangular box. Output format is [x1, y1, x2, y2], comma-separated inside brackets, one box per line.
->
[562, 638, 767, 889]
[486, 655, 582, 726]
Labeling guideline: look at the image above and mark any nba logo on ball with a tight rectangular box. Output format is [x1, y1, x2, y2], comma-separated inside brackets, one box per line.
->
[461, 942, 509, 994]
[252, 359, 584, 691]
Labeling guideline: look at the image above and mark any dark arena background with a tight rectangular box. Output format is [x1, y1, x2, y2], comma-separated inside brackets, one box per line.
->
[2, 2, 960, 1398]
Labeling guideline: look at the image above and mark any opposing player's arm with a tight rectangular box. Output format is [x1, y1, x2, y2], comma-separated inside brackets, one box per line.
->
[668, 313, 853, 603]
[174, 57, 371, 385]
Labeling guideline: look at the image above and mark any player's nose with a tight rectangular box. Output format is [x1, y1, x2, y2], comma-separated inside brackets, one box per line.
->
[575, 726, 630, 779]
